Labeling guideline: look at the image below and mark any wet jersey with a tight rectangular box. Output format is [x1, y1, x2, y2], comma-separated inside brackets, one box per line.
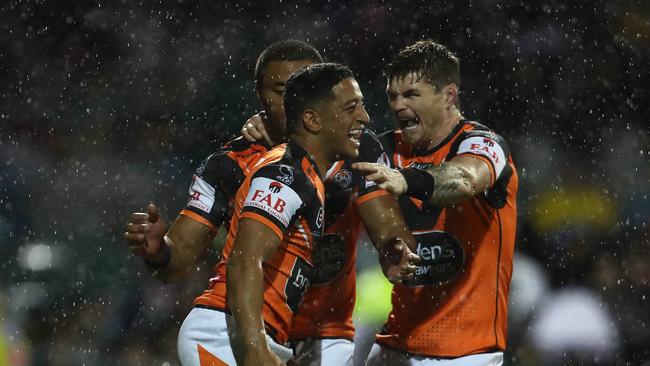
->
[193, 142, 326, 345]
[180, 137, 270, 230]
[289, 130, 390, 341]
[180, 131, 390, 342]
[376, 120, 518, 357]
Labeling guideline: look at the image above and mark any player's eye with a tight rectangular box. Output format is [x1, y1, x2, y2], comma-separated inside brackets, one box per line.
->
[343, 103, 357, 112]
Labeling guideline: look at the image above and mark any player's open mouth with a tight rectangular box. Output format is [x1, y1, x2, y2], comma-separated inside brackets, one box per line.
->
[347, 128, 364, 146]
[400, 117, 420, 130]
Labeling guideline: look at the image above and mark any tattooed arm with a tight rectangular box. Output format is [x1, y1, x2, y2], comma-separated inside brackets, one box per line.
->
[423, 155, 491, 205]
[352, 155, 491, 205]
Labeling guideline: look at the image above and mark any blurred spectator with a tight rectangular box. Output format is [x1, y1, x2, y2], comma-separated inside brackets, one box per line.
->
[528, 287, 619, 365]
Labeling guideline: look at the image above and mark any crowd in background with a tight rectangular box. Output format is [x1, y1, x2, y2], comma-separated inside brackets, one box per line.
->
[1, 1, 648, 365]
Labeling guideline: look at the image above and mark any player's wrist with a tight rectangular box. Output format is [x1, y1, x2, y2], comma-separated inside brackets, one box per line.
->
[143, 241, 171, 269]
[398, 168, 435, 200]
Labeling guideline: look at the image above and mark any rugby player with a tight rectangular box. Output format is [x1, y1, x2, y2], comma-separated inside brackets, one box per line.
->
[177, 63, 411, 365]
[124, 40, 322, 283]
[125, 40, 418, 365]
[354, 40, 519, 366]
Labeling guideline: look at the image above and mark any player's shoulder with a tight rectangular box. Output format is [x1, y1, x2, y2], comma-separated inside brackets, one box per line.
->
[251, 148, 312, 188]
[200, 137, 268, 172]
[251, 163, 317, 206]
[224, 135, 271, 153]
[458, 120, 508, 144]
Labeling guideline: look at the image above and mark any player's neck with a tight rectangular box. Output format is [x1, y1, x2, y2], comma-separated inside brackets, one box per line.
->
[269, 127, 287, 146]
[288, 133, 330, 179]
[264, 120, 287, 146]
[423, 111, 463, 151]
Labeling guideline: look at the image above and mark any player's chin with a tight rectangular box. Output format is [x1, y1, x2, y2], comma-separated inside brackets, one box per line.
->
[335, 146, 359, 160]
[401, 131, 423, 148]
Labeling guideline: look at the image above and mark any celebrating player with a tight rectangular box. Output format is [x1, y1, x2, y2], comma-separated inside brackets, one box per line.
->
[125, 40, 418, 365]
[355, 40, 519, 366]
[177, 63, 411, 365]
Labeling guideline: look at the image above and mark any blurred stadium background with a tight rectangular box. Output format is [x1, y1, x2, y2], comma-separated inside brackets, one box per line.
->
[1, 1, 648, 365]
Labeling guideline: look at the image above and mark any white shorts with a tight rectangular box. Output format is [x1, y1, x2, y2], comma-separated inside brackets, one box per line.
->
[365, 343, 503, 366]
[290, 338, 354, 366]
[177, 307, 293, 366]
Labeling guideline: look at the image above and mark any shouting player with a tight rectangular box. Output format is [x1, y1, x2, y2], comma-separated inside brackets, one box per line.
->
[355, 40, 519, 366]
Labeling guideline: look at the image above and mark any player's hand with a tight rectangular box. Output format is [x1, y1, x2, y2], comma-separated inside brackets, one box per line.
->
[379, 237, 421, 284]
[352, 162, 408, 196]
[124, 203, 168, 260]
[241, 111, 273, 146]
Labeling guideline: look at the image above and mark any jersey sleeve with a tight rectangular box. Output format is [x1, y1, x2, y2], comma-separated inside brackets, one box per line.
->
[353, 129, 391, 205]
[453, 130, 511, 185]
[240, 164, 313, 239]
[180, 151, 244, 231]
[451, 129, 514, 208]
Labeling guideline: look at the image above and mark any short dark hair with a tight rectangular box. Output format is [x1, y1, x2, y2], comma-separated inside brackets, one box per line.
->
[255, 39, 323, 90]
[385, 40, 460, 90]
[283, 63, 354, 134]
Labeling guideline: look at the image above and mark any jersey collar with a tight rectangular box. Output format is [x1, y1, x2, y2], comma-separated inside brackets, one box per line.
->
[286, 141, 323, 178]
[413, 119, 469, 156]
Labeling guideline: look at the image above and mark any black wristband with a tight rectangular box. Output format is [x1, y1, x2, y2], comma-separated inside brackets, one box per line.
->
[399, 167, 435, 201]
[144, 243, 172, 270]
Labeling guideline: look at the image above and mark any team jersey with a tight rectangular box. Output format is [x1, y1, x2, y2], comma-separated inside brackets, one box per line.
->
[376, 120, 519, 357]
[289, 130, 390, 341]
[193, 142, 326, 345]
[180, 136, 270, 230]
[180, 130, 390, 342]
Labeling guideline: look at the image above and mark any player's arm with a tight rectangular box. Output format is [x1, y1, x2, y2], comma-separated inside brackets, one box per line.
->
[352, 155, 491, 205]
[354, 130, 508, 206]
[226, 218, 285, 366]
[357, 194, 420, 282]
[421, 155, 491, 205]
[352, 130, 420, 282]
[125, 152, 238, 282]
[125, 203, 216, 283]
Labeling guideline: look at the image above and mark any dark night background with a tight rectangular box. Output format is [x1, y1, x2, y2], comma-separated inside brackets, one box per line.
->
[1, 1, 648, 365]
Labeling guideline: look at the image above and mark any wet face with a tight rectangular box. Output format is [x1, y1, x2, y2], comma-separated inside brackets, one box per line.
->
[319, 77, 370, 161]
[386, 72, 449, 150]
[257, 60, 315, 136]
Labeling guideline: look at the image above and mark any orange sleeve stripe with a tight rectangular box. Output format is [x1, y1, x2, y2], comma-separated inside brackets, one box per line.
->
[241, 211, 284, 240]
[355, 189, 390, 206]
[456, 153, 496, 186]
[179, 209, 219, 233]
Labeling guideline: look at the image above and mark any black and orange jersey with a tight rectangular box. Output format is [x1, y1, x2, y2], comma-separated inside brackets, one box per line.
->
[182, 130, 391, 342]
[376, 120, 519, 357]
[289, 130, 390, 341]
[194, 142, 326, 345]
[180, 137, 270, 231]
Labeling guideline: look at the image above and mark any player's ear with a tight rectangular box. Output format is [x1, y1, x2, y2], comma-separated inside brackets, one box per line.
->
[302, 109, 321, 134]
[444, 83, 459, 109]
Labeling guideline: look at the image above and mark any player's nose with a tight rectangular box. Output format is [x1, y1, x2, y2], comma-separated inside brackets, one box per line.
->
[358, 105, 370, 125]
